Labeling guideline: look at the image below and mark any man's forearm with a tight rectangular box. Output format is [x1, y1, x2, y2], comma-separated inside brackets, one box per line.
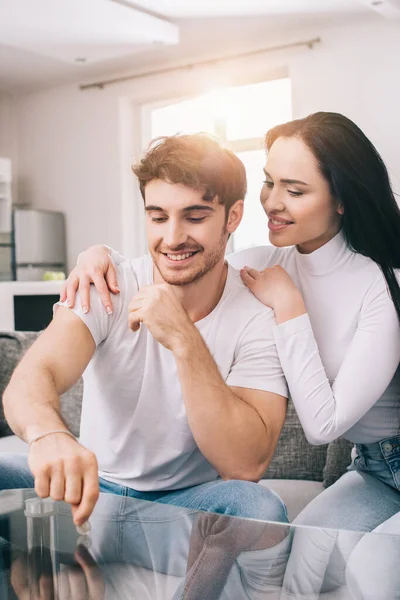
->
[173, 330, 270, 481]
[4, 361, 68, 443]
[4, 309, 95, 443]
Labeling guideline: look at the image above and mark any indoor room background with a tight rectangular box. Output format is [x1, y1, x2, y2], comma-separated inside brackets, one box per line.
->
[0, 0, 399, 273]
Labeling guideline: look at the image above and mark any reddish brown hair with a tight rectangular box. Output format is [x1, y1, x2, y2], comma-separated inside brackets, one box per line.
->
[132, 133, 247, 214]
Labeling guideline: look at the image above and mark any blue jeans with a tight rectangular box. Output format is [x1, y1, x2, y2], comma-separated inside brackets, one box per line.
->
[281, 435, 400, 600]
[0, 453, 291, 598]
[0, 452, 288, 521]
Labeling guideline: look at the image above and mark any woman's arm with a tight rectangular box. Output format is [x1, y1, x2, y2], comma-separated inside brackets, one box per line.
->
[242, 267, 400, 444]
[62, 244, 279, 313]
[60, 245, 126, 312]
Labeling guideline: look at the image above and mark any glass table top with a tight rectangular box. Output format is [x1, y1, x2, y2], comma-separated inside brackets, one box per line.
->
[0, 489, 398, 599]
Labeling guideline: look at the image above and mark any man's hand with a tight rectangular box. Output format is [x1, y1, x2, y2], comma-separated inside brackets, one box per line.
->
[128, 284, 195, 353]
[11, 545, 105, 600]
[28, 433, 99, 526]
[60, 245, 119, 314]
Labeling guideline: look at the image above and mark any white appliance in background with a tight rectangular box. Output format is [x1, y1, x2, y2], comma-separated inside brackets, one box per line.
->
[14, 209, 66, 281]
[0, 158, 12, 233]
[0, 280, 64, 331]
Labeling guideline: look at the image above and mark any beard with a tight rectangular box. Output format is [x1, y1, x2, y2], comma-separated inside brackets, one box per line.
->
[151, 230, 227, 286]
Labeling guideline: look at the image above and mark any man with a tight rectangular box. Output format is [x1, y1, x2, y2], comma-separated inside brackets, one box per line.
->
[2, 134, 288, 530]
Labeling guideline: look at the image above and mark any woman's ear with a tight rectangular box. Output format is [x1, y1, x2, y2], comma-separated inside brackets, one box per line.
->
[337, 202, 344, 215]
[226, 200, 244, 234]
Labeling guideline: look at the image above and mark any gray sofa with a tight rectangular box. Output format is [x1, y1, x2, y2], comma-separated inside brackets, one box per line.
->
[0, 330, 353, 521]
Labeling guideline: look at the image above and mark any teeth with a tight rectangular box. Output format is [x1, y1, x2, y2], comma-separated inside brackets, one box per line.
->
[166, 252, 194, 261]
[271, 219, 290, 225]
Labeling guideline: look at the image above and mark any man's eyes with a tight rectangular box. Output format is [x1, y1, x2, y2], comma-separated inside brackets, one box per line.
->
[150, 216, 206, 223]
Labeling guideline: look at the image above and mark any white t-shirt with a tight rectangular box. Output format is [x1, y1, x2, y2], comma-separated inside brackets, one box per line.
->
[227, 230, 400, 445]
[66, 256, 287, 491]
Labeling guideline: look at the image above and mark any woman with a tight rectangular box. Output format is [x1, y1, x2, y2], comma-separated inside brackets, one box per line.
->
[62, 112, 400, 597]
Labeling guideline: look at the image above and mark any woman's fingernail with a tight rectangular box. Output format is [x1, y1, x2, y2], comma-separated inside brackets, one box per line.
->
[67, 300, 72, 308]
[106, 306, 113, 315]
[82, 305, 88, 314]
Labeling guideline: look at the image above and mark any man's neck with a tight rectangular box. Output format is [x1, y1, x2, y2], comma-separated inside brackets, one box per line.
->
[153, 259, 228, 323]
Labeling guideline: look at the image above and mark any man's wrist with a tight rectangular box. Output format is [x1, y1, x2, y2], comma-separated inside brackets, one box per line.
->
[28, 429, 76, 448]
[171, 324, 201, 359]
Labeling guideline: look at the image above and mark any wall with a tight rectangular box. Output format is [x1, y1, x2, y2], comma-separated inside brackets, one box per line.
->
[16, 89, 122, 270]
[14, 17, 400, 269]
[0, 92, 18, 202]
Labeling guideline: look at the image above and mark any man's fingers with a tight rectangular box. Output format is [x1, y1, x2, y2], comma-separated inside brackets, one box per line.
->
[92, 273, 113, 314]
[10, 555, 29, 599]
[72, 460, 99, 526]
[59, 567, 72, 600]
[39, 574, 53, 600]
[128, 301, 144, 332]
[67, 567, 88, 600]
[34, 469, 51, 498]
[75, 546, 105, 599]
[49, 464, 66, 501]
[128, 311, 141, 332]
[64, 471, 83, 506]
[105, 264, 120, 295]
[75, 545, 97, 569]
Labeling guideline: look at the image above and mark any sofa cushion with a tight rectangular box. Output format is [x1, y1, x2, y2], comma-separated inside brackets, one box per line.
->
[260, 478, 324, 521]
[323, 437, 353, 488]
[0, 331, 83, 437]
[262, 401, 328, 482]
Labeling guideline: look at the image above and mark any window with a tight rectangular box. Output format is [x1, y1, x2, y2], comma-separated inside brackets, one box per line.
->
[145, 78, 292, 251]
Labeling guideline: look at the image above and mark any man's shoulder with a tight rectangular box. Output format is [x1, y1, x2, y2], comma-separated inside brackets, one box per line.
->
[115, 255, 152, 294]
[223, 265, 275, 323]
[227, 245, 291, 271]
[117, 254, 151, 277]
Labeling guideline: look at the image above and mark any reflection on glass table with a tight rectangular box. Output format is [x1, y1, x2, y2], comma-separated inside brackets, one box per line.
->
[0, 489, 398, 599]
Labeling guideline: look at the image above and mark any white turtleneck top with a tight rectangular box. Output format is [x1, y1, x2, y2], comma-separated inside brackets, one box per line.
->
[109, 231, 400, 445]
[226, 231, 400, 445]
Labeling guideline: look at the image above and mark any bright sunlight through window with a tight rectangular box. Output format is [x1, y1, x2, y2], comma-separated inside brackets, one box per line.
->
[148, 78, 292, 251]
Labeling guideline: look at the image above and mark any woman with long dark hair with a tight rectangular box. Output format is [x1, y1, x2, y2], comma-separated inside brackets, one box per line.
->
[236, 112, 400, 599]
[62, 112, 400, 597]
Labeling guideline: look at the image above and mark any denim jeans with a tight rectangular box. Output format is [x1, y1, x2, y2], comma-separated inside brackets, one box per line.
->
[281, 434, 400, 600]
[0, 453, 291, 599]
[0, 453, 288, 521]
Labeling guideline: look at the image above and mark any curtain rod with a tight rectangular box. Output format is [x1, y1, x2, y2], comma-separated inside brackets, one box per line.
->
[80, 36, 321, 91]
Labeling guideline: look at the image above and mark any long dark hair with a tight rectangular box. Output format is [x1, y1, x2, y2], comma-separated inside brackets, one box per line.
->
[265, 112, 400, 323]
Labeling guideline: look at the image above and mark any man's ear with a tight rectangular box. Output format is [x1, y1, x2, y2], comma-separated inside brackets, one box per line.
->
[226, 200, 244, 234]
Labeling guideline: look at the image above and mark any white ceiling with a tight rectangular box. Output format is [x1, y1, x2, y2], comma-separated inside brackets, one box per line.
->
[0, 0, 178, 64]
[0, 0, 397, 94]
[124, 0, 366, 19]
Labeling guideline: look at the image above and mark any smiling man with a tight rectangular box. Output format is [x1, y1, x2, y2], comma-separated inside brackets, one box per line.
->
[2, 134, 288, 529]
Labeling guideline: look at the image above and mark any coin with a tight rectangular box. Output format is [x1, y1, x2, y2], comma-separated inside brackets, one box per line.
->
[76, 521, 91, 535]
